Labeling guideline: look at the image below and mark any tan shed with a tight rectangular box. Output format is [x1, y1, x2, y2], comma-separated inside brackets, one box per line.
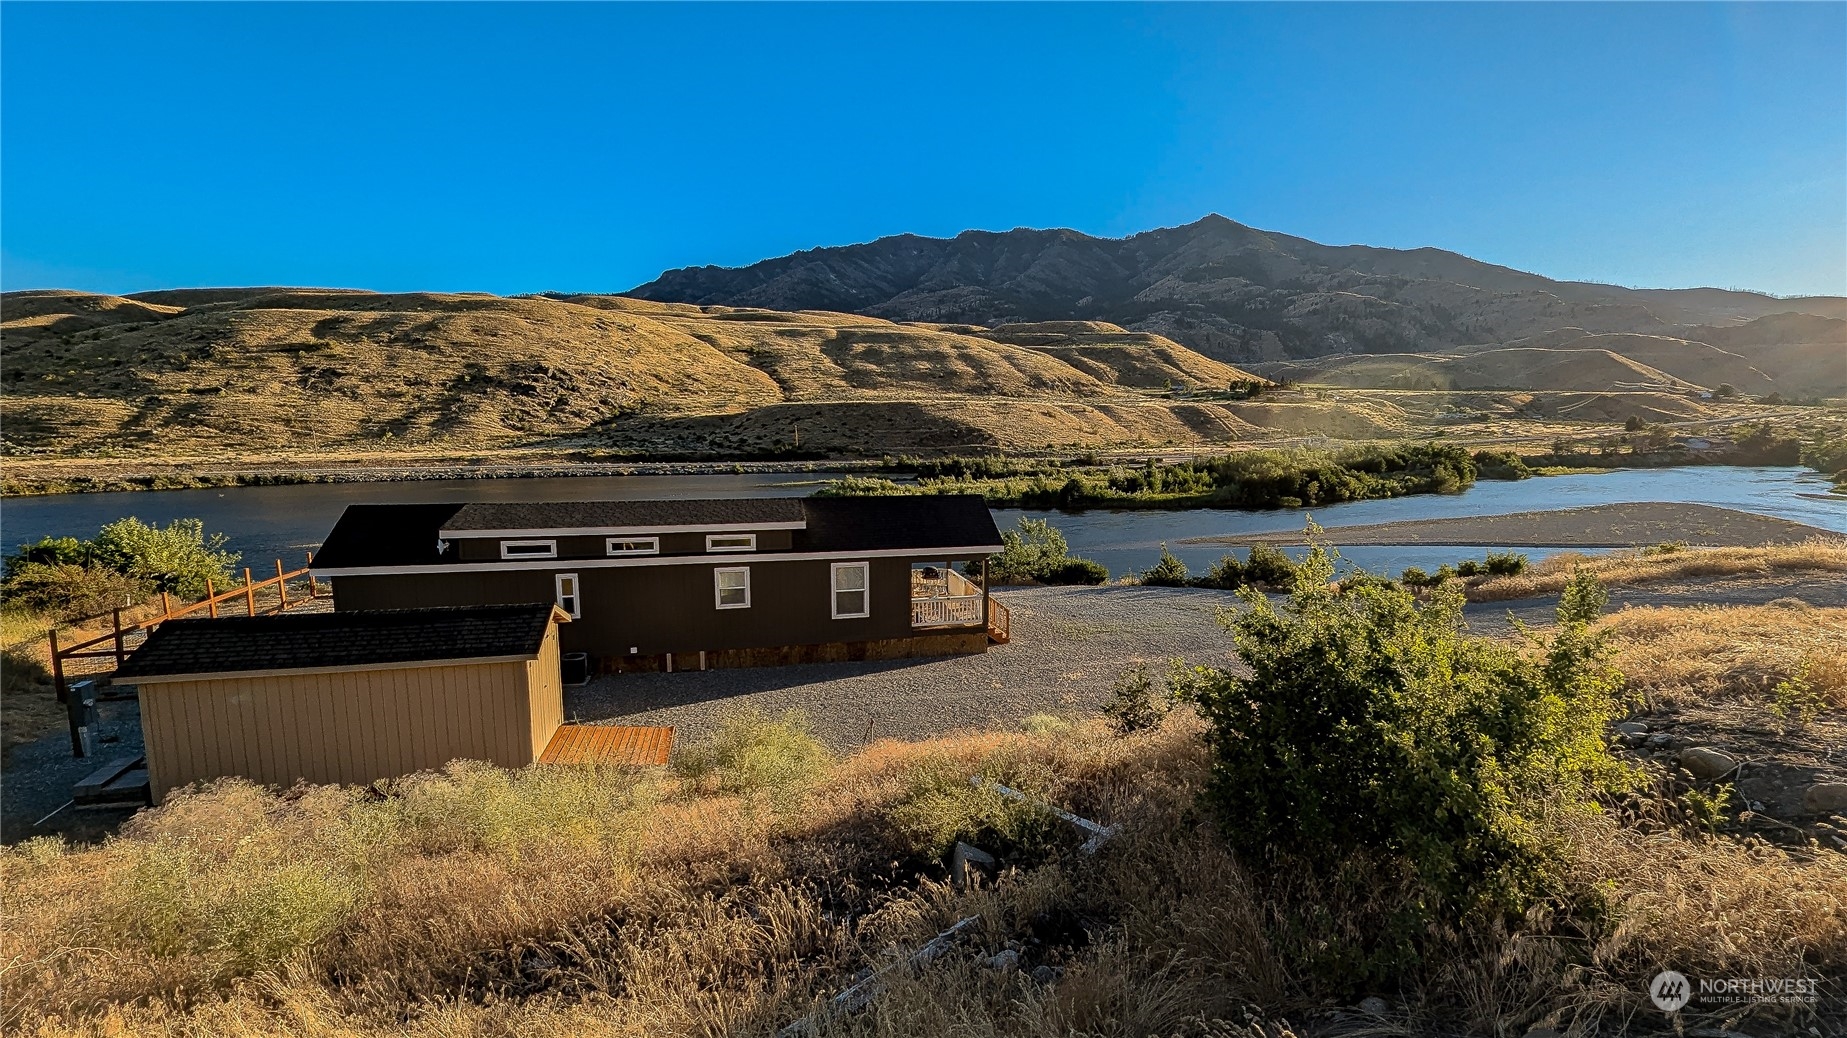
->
[115, 604, 570, 800]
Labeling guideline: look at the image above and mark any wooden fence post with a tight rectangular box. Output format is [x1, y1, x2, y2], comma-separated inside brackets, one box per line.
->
[276, 559, 288, 609]
[160, 590, 173, 620]
[243, 568, 255, 616]
[112, 608, 126, 666]
[50, 628, 66, 703]
[207, 577, 219, 618]
[307, 552, 319, 599]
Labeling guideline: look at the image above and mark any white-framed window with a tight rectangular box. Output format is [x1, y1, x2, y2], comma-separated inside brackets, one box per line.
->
[706, 533, 757, 553]
[555, 572, 581, 618]
[501, 539, 558, 559]
[714, 566, 751, 609]
[831, 561, 870, 619]
[606, 536, 660, 556]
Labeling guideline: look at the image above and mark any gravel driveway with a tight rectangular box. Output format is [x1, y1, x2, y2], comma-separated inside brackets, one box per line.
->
[577, 575, 1847, 751]
[570, 586, 1248, 750]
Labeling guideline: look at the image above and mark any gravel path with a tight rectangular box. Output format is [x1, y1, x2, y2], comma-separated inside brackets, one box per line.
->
[570, 586, 1248, 750]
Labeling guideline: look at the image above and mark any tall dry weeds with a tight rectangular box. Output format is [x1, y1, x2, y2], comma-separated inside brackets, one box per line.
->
[4, 702, 1841, 1035]
[1467, 537, 1847, 602]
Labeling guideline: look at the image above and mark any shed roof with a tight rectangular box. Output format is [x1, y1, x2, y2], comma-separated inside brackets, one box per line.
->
[116, 604, 558, 680]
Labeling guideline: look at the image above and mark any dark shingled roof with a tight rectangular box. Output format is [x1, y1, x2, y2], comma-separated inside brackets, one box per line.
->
[312, 495, 1002, 570]
[440, 498, 806, 533]
[115, 604, 557, 679]
[313, 503, 465, 570]
[794, 495, 1002, 553]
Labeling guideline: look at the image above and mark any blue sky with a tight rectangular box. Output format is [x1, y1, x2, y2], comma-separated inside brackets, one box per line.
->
[3, 3, 1843, 297]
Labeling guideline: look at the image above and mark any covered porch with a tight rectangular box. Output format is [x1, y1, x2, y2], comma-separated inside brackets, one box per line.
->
[910, 562, 1010, 643]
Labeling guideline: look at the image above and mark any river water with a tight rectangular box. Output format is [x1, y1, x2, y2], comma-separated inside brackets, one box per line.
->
[0, 466, 1839, 580]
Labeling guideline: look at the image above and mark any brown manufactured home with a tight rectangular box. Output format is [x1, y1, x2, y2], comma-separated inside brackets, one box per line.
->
[115, 604, 574, 800]
[309, 495, 1008, 671]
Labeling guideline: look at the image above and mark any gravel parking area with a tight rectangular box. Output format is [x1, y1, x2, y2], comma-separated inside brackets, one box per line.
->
[577, 576, 1847, 751]
[569, 586, 1248, 750]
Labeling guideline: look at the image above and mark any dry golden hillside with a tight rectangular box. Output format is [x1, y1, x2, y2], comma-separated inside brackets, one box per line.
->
[1, 289, 1273, 458]
[1279, 348, 1699, 393]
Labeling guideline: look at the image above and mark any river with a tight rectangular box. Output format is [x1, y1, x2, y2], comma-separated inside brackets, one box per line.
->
[0, 466, 1839, 580]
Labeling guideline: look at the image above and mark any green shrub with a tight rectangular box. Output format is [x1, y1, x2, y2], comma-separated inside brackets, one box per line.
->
[1190, 552, 1631, 982]
[991, 518, 1071, 583]
[1243, 544, 1298, 586]
[1194, 553, 1248, 590]
[1399, 566, 1434, 587]
[89, 518, 239, 596]
[1455, 559, 1481, 577]
[1483, 550, 1528, 576]
[1469, 448, 1532, 480]
[1103, 663, 1169, 735]
[1042, 558, 1109, 585]
[671, 709, 831, 808]
[4, 536, 89, 576]
[1140, 544, 1190, 587]
[0, 562, 151, 620]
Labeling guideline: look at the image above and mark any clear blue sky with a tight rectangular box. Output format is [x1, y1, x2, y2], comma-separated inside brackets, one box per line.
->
[3, 2, 1843, 297]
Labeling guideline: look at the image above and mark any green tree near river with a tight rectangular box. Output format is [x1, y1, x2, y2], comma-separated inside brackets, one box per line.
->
[3, 517, 240, 619]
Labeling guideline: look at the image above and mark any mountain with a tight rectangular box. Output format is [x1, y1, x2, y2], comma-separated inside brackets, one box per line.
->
[628, 215, 1847, 372]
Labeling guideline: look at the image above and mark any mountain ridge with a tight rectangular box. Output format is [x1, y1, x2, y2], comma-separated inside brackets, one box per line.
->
[629, 215, 1847, 365]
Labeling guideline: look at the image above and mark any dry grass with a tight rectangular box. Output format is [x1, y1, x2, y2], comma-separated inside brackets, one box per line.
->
[1600, 600, 1847, 711]
[0, 289, 1279, 459]
[4, 688, 1842, 1037]
[1467, 538, 1847, 601]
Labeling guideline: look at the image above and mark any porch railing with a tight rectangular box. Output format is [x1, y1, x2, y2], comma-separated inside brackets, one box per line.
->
[911, 594, 985, 628]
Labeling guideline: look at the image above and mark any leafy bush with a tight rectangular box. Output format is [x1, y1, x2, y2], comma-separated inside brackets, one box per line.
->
[1103, 663, 1168, 735]
[1042, 558, 1109, 585]
[0, 563, 151, 620]
[4, 536, 89, 575]
[1484, 550, 1528, 576]
[1195, 553, 1247, 590]
[1243, 544, 1298, 586]
[1455, 559, 1481, 577]
[670, 709, 831, 808]
[1469, 448, 1532, 480]
[1399, 566, 1434, 587]
[989, 518, 1106, 583]
[1140, 544, 1190, 587]
[990, 518, 1071, 583]
[89, 518, 239, 596]
[1190, 551, 1631, 980]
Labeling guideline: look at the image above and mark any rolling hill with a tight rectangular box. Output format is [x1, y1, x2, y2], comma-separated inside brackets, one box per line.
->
[1, 288, 1280, 457]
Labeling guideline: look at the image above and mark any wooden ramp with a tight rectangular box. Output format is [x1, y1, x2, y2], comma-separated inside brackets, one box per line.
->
[539, 724, 675, 767]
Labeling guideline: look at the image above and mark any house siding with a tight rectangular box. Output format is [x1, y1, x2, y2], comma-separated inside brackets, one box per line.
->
[330, 554, 984, 658]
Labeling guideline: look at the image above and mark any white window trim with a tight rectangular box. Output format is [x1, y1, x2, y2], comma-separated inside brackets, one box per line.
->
[554, 572, 581, 618]
[705, 533, 758, 553]
[501, 539, 558, 560]
[714, 566, 751, 609]
[831, 561, 871, 619]
[605, 536, 661, 556]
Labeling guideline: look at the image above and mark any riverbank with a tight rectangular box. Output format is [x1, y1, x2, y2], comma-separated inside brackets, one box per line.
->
[1193, 502, 1842, 549]
[0, 454, 879, 497]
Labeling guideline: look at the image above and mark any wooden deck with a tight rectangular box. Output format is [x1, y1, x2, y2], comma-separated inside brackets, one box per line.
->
[539, 724, 675, 766]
